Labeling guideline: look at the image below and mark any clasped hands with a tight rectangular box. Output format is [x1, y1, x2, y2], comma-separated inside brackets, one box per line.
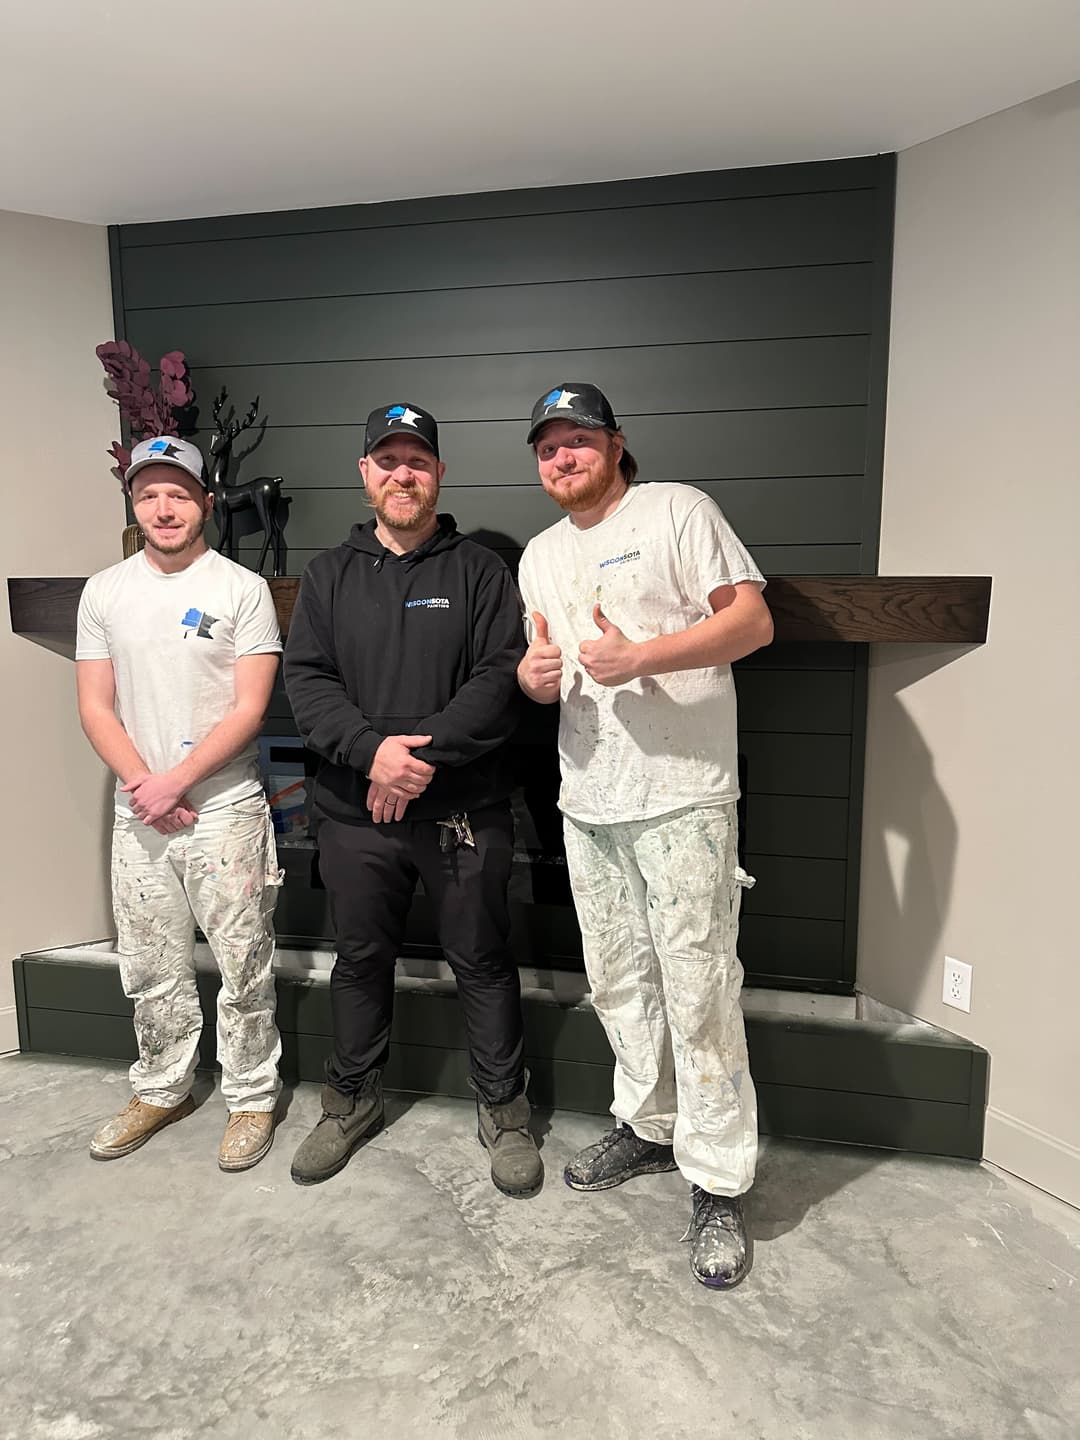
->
[519, 605, 642, 698]
[366, 734, 434, 824]
[121, 772, 198, 833]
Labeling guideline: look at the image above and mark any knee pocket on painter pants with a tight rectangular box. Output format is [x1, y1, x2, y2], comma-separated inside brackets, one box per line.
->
[658, 866, 755, 1047]
[587, 923, 662, 1086]
[194, 799, 284, 989]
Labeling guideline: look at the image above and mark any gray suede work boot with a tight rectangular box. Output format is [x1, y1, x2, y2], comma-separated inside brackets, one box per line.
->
[474, 1084, 543, 1198]
[290, 1073, 384, 1186]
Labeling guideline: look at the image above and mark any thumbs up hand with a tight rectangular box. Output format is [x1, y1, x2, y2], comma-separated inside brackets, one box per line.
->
[518, 610, 563, 703]
[579, 603, 641, 687]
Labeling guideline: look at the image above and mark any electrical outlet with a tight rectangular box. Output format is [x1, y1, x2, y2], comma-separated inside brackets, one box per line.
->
[943, 956, 972, 1013]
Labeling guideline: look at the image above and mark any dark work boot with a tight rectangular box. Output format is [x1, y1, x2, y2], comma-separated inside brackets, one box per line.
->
[684, 1186, 752, 1290]
[564, 1122, 678, 1192]
[290, 1073, 384, 1186]
[474, 1085, 543, 1198]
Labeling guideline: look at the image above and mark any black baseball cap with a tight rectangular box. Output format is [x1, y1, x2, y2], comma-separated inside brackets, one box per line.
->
[526, 383, 619, 446]
[363, 403, 440, 459]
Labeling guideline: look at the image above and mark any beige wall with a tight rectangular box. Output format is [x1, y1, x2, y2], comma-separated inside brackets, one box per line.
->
[0, 210, 125, 1051]
[859, 83, 1080, 1205]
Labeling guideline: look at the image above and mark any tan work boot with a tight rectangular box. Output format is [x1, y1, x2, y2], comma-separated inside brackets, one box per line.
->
[219, 1110, 276, 1173]
[89, 1094, 195, 1161]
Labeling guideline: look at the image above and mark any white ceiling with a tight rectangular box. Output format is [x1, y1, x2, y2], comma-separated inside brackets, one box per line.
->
[3, 0, 1079, 225]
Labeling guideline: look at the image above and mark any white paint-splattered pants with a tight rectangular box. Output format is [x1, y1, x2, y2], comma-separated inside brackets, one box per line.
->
[111, 795, 284, 1112]
[563, 803, 757, 1196]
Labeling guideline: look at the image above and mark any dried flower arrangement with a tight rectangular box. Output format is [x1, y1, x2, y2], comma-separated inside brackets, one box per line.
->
[95, 340, 198, 485]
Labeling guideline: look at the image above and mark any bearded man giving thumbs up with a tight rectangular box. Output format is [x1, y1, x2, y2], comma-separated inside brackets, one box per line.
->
[516, 383, 773, 1291]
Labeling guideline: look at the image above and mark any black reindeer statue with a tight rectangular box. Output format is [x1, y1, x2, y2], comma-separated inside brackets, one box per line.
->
[208, 388, 289, 575]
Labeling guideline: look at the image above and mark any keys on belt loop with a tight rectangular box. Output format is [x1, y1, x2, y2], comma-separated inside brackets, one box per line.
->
[437, 811, 476, 852]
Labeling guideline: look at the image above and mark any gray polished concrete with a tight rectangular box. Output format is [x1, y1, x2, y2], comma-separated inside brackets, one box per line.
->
[1, 1054, 1077, 1440]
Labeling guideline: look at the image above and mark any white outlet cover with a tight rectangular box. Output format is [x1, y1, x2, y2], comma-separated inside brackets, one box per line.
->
[943, 956, 972, 1013]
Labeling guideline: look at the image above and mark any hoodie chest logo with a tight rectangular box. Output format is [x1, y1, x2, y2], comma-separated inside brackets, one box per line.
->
[404, 597, 450, 610]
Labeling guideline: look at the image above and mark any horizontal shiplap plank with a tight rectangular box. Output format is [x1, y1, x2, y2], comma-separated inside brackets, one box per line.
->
[122, 191, 876, 309]
[189, 335, 871, 427]
[243, 540, 864, 580]
[738, 732, 852, 798]
[742, 795, 849, 860]
[125, 265, 873, 367]
[742, 854, 846, 921]
[232, 470, 863, 552]
[738, 915, 846, 980]
[233, 453, 866, 551]
[204, 405, 866, 490]
[119, 157, 884, 247]
[735, 642, 855, 671]
[746, 544, 861, 575]
[736, 668, 855, 734]
[201, 434, 869, 527]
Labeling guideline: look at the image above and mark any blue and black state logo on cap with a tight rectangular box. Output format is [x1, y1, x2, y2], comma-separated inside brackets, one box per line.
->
[526, 383, 619, 446]
[363, 403, 440, 459]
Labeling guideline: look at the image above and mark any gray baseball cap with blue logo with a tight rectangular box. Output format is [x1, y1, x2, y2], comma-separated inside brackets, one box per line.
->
[125, 436, 208, 489]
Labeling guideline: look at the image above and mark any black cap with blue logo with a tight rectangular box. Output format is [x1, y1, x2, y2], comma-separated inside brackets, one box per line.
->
[526, 382, 619, 446]
[363, 402, 440, 460]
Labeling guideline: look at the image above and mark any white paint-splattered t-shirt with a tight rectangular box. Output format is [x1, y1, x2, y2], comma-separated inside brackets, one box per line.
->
[76, 547, 282, 815]
[517, 483, 764, 824]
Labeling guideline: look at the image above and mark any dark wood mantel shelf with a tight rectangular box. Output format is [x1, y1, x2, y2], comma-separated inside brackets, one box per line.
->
[8, 574, 991, 658]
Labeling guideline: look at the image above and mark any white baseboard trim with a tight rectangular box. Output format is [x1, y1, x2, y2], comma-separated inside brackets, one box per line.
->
[0, 1006, 19, 1057]
[984, 1107, 1080, 1211]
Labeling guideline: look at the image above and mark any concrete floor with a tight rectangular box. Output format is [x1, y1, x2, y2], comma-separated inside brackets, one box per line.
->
[1, 1055, 1078, 1440]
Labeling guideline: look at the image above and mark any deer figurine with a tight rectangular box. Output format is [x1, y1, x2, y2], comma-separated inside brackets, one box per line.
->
[208, 388, 288, 576]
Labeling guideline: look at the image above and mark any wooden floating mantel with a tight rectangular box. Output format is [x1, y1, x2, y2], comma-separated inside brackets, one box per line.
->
[8, 574, 991, 657]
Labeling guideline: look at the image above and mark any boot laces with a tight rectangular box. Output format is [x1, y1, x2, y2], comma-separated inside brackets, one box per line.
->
[683, 1186, 741, 1244]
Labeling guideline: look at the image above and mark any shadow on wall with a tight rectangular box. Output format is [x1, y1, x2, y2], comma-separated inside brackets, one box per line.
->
[860, 644, 968, 1011]
[464, 527, 520, 572]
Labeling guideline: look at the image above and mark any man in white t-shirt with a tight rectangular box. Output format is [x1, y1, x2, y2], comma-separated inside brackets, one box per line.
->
[516, 383, 774, 1289]
[76, 436, 284, 1172]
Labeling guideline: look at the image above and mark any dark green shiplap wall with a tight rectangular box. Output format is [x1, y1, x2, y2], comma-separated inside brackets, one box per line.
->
[112, 153, 895, 991]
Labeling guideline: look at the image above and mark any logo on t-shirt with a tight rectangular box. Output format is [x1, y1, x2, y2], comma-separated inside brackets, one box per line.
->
[599, 549, 641, 570]
[404, 597, 450, 610]
[181, 607, 221, 639]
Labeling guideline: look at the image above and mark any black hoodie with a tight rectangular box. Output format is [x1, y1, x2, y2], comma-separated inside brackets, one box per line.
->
[283, 515, 525, 826]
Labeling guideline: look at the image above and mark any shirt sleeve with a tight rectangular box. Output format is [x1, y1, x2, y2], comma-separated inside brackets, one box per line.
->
[677, 493, 765, 609]
[75, 577, 111, 660]
[233, 578, 283, 657]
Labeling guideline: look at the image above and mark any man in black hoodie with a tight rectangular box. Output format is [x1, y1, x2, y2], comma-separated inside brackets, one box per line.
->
[283, 402, 541, 1196]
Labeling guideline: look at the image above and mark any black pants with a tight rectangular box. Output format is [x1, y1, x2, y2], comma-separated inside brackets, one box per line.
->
[317, 802, 525, 1105]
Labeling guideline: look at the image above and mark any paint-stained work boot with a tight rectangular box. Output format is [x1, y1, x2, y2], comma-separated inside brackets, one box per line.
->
[474, 1085, 543, 1197]
[290, 1073, 384, 1186]
[563, 1122, 678, 1192]
[683, 1186, 752, 1290]
[89, 1094, 195, 1161]
[219, 1110, 276, 1173]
